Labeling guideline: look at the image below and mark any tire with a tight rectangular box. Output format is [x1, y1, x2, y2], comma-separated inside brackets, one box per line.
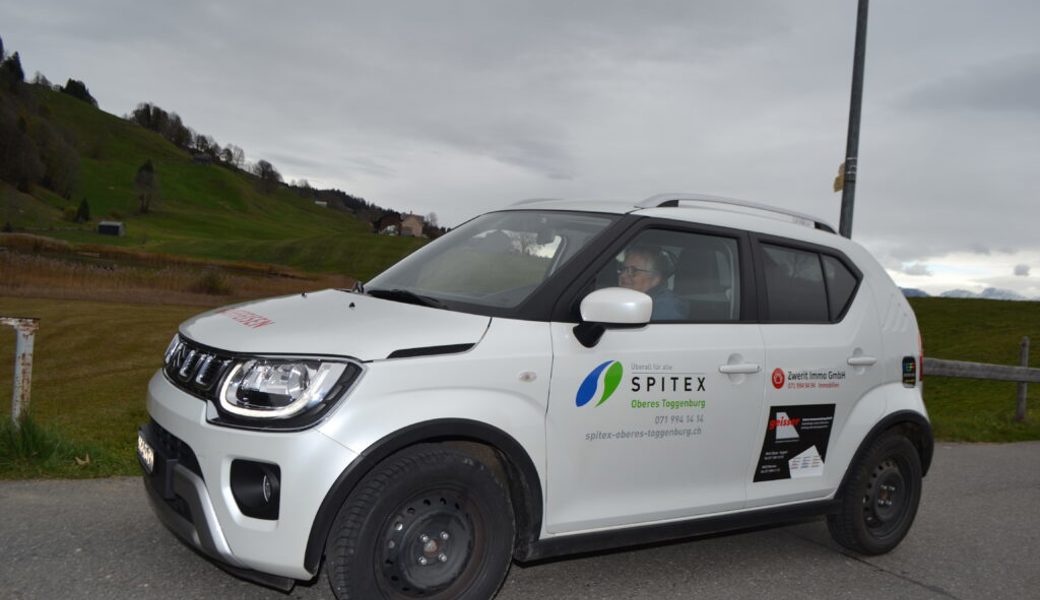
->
[325, 444, 515, 600]
[827, 432, 922, 555]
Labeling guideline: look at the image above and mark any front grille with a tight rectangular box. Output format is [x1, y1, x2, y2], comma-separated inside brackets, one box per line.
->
[151, 419, 203, 480]
[164, 336, 235, 401]
[143, 420, 204, 524]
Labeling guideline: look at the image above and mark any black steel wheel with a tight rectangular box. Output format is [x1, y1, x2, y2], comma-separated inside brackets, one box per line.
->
[828, 432, 922, 555]
[325, 444, 515, 599]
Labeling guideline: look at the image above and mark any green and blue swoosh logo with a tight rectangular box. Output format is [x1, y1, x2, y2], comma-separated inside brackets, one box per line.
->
[576, 360, 623, 407]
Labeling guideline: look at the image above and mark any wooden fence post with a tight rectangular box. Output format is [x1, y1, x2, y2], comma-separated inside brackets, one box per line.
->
[1017, 336, 1030, 422]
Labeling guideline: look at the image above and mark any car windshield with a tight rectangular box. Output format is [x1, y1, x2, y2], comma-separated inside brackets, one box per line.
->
[366, 210, 616, 311]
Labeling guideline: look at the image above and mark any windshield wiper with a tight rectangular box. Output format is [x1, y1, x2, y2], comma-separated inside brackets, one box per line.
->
[366, 288, 447, 309]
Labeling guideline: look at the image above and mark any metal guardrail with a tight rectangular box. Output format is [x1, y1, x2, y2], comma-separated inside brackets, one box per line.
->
[1, 317, 39, 429]
[924, 336, 1033, 421]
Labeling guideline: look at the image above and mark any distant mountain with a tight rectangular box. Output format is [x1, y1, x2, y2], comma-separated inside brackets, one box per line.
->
[939, 288, 1031, 301]
[978, 287, 1028, 301]
[901, 288, 930, 298]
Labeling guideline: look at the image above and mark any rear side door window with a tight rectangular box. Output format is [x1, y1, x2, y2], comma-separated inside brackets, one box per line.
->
[760, 244, 828, 322]
[759, 242, 861, 323]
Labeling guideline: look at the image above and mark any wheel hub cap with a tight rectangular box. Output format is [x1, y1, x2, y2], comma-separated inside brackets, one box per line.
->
[381, 493, 473, 595]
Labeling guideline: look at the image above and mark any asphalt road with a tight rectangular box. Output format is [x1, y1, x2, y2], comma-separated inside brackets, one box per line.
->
[2, 442, 1038, 600]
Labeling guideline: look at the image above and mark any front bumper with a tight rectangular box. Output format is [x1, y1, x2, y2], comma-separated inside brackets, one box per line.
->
[139, 371, 359, 583]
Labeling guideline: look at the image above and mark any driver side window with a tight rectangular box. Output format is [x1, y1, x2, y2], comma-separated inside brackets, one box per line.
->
[596, 230, 740, 323]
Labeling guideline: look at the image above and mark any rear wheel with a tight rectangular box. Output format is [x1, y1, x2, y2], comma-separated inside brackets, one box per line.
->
[325, 444, 515, 599]
[827, 432, 922, 555]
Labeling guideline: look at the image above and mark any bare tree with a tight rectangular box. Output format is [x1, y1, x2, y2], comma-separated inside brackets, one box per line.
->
[253, 159, 281, 194]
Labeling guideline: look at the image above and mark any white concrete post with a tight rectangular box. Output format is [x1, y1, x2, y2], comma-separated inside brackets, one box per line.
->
[1, 317, 39, 429]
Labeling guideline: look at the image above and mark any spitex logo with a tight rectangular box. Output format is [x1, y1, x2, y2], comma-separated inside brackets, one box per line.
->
[576, 360, 623, 407]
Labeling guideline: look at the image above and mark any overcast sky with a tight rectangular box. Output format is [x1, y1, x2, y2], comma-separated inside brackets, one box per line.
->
[2, 1, 1037, 297]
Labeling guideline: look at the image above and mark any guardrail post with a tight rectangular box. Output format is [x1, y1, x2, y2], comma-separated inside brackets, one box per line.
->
[1017, 336, 1030, 422]
[1, 317, 39, 429]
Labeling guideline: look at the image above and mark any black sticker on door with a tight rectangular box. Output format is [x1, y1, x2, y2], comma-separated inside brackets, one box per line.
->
[753, 404, 836, 482]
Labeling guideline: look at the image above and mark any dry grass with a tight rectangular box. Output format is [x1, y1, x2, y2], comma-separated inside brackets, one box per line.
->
[1, 232, 314, 277]
[0, 251, 353, 307]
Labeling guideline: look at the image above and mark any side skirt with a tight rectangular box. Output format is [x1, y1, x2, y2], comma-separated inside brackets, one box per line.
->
[518, 499, 836, 563]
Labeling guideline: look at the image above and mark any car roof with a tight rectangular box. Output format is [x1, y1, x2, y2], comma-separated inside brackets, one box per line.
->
[508, 193, 837, 237]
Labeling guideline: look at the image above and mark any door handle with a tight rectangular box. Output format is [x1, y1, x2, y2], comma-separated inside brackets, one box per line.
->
[718, 363, 761, 375]
[847, 356, 878, 366]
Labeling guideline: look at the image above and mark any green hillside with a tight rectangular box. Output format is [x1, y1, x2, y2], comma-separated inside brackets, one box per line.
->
[1, 85, 424, 280]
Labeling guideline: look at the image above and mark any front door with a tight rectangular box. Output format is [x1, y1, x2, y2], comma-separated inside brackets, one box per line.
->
[544, 227, 764, 534]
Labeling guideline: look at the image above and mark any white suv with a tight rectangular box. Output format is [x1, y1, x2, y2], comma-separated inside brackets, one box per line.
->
[139, 194, 931, 599]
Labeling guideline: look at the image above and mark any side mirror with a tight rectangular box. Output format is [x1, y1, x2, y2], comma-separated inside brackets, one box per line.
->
[580, 287, 653, 324]
[574, 287, 652, 348]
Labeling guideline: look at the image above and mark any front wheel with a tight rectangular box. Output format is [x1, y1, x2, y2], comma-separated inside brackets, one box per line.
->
[325, 444, 515, 599]
[827, 432, 923, 555]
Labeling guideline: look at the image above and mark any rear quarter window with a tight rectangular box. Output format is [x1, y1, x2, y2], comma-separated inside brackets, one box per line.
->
[822, 255, 858, 320]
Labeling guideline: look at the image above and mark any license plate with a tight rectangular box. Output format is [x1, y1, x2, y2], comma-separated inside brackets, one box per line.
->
[137, 432, 155, 474]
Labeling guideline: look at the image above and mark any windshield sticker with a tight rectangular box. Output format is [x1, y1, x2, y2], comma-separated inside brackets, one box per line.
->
[580, 360, 709, 442]
[220, 308, 274, 329]
[754, 404, 835, 482]
[771, 367, 846, 391]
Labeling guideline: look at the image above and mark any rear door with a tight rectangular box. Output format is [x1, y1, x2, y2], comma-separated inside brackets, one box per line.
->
[747, 237, 883, 507]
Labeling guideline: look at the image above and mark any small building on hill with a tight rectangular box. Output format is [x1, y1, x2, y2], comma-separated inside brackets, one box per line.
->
[400, 214, 425, 237]
[97, 221, 125, 236]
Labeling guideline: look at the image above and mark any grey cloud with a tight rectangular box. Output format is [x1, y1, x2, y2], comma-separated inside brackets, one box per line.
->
[897, 53, 1040, 115]
[1014, 264, 1030, 276]
[901, 262, 932, 277]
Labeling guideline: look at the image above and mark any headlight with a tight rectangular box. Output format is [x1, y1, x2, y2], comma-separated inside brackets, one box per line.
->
[162, 336, 363, 431]
[219, 359, 352, 420]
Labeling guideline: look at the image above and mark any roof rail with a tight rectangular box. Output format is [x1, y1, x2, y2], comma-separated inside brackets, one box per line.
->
[636, 193, 836, 234]
[508, 197, 566, 207]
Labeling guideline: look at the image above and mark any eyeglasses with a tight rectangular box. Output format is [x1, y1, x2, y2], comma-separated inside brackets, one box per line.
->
[617, 265, 655, 276]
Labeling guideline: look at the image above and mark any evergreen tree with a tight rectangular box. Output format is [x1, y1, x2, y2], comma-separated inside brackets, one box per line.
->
[61, 79, 97, 106]
[134, 160, 157, 213]
[76, 198, 90, 223]
[1, 51, 24, 87]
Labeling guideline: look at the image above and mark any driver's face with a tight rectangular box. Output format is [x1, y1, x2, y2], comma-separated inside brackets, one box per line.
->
[618, 253, 662, 293]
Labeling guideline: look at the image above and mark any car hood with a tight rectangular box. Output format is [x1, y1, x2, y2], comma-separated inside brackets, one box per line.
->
[179, 289, 491, 361]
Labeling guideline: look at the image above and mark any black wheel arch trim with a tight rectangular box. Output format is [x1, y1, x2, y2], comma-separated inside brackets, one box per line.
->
[304, 418, 544, 574]
[836, 410, 934, 499]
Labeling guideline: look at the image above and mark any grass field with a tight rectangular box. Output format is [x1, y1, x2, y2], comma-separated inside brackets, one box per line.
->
[1, 294, 1037, 479]
[909, 297, 1040, 441]
[0, 297, 201, 478]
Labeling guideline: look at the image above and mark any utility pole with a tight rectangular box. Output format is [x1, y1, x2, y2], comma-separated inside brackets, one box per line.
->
[839, 0, 869, 239]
